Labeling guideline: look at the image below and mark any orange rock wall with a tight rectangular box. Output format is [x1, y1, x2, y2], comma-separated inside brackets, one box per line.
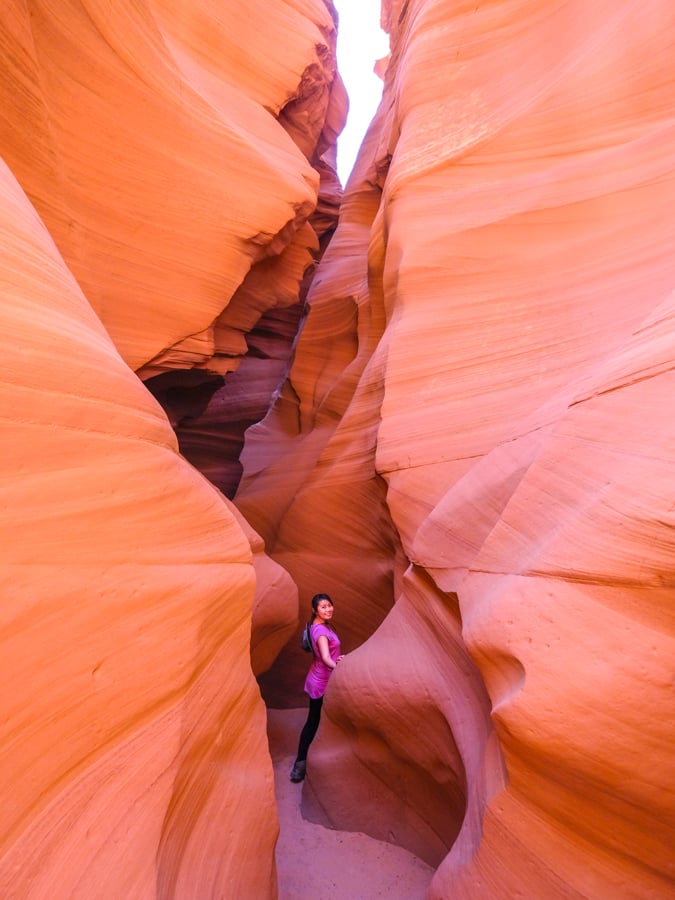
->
[0, 157, 276, 897]
[3, 0, 674, 897]
[0, 1, 344, 896]
[238, 0, 675, 896]
[0, 0, 343, 376]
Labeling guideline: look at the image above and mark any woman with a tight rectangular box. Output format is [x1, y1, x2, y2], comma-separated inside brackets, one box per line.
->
[290, 593, 344, 782]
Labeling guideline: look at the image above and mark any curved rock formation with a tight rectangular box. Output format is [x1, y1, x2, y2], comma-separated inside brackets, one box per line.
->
[236, 104, 403, 703]
[1, 0, 331, 371]
[2, 0, 674, 897]
[238, 0, 675, 896]
[0, 0, 344, 896]
[0, 158, 276, 897]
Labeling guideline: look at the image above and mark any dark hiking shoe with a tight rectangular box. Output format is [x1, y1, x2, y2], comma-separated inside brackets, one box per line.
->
[290, 760, 306, 782]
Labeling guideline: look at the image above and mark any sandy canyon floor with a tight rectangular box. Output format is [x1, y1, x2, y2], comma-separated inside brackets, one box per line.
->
[267, 708, 434, 899]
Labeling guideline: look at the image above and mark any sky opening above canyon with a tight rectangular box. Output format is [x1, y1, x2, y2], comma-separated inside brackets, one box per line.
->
[333, 0, 389, 184]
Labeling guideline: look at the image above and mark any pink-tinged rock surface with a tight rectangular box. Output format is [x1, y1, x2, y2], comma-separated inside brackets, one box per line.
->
[0, 159, 278, 896]
[238, 0, 675, 896]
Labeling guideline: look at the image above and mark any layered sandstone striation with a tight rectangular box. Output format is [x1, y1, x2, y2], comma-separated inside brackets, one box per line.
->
[237, 0, 675, 897]
[2, 0, 675, 898]
[0, 157, 277, 897]
[1, 0, 343, 374]
[0, 0, 344, 897]
[1, 0, 346, 498]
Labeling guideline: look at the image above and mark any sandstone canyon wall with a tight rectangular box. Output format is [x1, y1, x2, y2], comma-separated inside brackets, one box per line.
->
[1, 0, 675, 899]
[0, 1, 344, 897]
[237, 0, 675, 897]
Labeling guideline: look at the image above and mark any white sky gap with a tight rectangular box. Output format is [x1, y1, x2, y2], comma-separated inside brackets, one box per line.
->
[333, 0, 389, 185]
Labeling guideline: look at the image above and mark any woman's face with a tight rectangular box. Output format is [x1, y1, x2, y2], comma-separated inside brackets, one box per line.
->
[315, 599, 334, 622]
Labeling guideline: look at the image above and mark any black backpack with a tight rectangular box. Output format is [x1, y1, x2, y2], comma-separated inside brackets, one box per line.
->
[300, 622, 313, 653]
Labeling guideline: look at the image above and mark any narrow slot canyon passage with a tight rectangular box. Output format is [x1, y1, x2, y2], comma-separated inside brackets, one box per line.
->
[1, 1, 673, 898]
[144, 1, 463, 889]
[267, 708, 434, 899]
[246, 4, 446, 892]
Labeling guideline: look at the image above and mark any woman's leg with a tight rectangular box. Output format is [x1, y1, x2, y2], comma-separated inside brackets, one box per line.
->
[296, 696, 324, 761]
[290, 697, 323, 781]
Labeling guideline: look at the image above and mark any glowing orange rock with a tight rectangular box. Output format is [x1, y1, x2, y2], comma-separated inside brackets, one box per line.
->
[3, 0, 674, 895]
[239, 0, 675, 896]
[0, 0, 349, 891]
[0, 158, 277, 895]
[0, 0, 341, 375]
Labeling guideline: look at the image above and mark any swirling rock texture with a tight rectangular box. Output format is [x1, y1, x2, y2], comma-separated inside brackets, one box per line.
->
[0, 0, 343, 897]
[1, 0, 345, 501]
[237, 0, 675, 897]
[0, 158, 277, 897]
[3, 0, 675, 898]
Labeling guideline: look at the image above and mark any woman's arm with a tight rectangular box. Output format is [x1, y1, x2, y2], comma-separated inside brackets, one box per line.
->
[316, 634, 339, 669]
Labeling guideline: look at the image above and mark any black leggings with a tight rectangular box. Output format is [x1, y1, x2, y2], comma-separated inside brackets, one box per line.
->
[296, 696, 324, 762]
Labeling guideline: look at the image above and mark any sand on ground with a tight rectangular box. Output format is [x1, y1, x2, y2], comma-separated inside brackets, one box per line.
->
[267, 707, 434, 900]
